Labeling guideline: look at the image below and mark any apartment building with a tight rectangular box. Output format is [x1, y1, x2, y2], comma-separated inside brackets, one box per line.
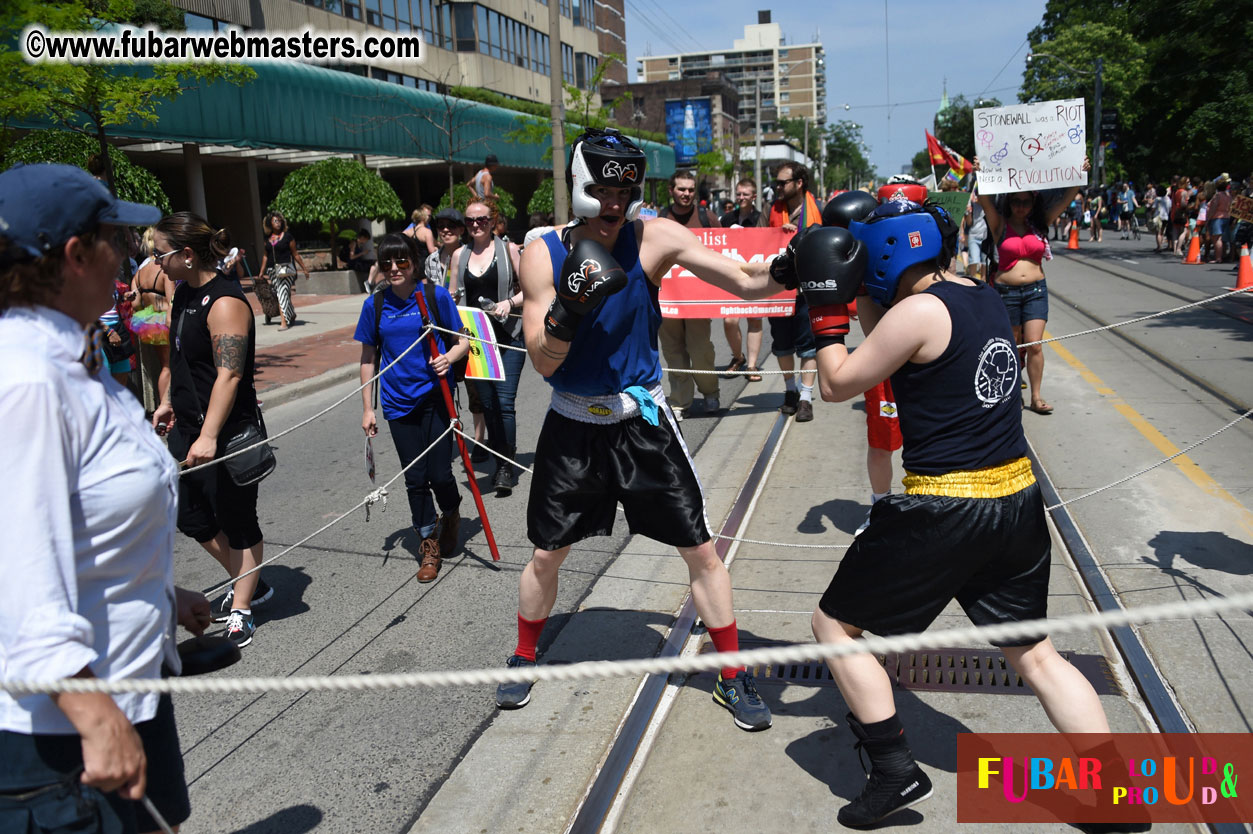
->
[636, 11, 825, 143]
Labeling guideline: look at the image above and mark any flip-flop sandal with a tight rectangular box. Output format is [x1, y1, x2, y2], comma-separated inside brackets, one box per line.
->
[1027, 400, 1054, 415]
[746, 366, 763, 382]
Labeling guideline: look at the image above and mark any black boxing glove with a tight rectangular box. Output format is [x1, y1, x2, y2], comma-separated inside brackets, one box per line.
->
[545, 238, 629, 342]
[794, 227, 867, 349]
[768, 223, 816, 290]
[821, 190, 879, 229]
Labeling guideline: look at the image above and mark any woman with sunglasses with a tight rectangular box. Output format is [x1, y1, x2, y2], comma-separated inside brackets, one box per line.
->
[0, 163, 209, 834]
[449, 201, 525, 496]
[153, 212, 273, 649]
[973, 156, 1089, 415]
[357, 234, 469, 582]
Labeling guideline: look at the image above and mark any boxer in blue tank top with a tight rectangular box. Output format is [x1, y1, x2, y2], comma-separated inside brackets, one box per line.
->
[493, 129, 791, 734]
[785, 201, 1137, 831]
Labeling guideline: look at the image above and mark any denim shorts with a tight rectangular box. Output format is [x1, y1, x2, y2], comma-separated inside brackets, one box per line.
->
[1209, 217, 1231, 239]
[767, 293, 817, 358]
[968, 235, 987, 265]
[994, 279, 1049, 327]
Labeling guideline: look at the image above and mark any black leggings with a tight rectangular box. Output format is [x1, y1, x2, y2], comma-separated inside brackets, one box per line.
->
[388, 396, 461, 537]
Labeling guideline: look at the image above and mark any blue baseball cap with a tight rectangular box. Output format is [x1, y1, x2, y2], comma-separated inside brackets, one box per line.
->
[0, 163, 162, 261]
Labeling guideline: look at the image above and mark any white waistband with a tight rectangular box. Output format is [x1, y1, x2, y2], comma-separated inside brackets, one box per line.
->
[550, 384, 665, 424]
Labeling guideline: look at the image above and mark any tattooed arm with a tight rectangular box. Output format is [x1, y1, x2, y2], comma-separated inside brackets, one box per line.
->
[182, 297, 253, 467]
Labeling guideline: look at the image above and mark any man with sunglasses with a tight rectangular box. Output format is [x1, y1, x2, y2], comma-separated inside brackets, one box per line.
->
[763, 162, 823, 422]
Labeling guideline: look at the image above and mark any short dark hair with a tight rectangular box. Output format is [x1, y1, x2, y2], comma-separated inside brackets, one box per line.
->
[777, 163, 809, 192]
[356, 229, 371, 239]
[376, 233, 417, 267]
[485, 154, 499, 166]
[669, 170, 697, 188]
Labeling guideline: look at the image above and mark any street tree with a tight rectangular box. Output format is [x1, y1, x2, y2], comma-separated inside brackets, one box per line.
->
[0, 0, 253, 193]
[269, 158, 404, 245]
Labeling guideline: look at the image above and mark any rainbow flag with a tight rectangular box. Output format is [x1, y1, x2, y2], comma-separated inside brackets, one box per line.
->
[456, 306, 506, 381]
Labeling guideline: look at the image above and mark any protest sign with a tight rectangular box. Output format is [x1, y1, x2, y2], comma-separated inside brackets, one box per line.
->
[1231, 195, 1253, 224]
[456, 306, 505, 381]
[973, 98, 1088, 196]
[928, 190, 973, 223]
[659, 227, 795, 319]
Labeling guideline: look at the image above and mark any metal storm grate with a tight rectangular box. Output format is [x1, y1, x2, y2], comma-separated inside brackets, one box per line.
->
[699, 642, 1119, 696]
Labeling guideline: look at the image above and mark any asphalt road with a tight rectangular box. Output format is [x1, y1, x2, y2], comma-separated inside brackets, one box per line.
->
[170, 334, 760, 833]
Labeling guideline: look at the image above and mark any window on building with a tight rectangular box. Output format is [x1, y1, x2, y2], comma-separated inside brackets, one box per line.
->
[778, 48, 789, 59]
[453, 3, 475, 51]
[396, 0, 410, 31]
[183, 12, 216, 30]
[561, 42, 575, 85]
[477, 5, 489, 54]
[575, 52, 598, 89]
[365, 0, 381, 28]
[780, 92, 789, 101]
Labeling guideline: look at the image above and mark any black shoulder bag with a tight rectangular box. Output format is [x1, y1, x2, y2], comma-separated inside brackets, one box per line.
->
[175, 306, 276, 486]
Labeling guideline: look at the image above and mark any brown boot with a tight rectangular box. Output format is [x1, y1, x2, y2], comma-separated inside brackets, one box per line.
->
[437, 510, 460, 557]
[416, 537, 441, 583]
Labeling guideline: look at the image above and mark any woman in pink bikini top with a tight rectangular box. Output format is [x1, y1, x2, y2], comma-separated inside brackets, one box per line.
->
[973, 155, 1090, 415]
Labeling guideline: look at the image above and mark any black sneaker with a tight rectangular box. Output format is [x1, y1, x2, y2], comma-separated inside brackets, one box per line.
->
[794, 399, 814, 422]
[494, 464, 518, 497]
[223, 610, 257, 649]
[780, 389, 800, 415]
[212, 578, 273, 623]
[495, 655, 537, 709]
[712, 671, 772, 731]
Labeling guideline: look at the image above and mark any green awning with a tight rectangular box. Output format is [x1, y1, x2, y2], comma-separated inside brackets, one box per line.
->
[36, 61, 675, 176]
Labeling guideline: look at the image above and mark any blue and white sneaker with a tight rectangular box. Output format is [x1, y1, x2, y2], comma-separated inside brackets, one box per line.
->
[495, 655, 537, 709]
[712, 671, 772, 731]
[212, 578, 273, 623]
[224, 610, 257, 649]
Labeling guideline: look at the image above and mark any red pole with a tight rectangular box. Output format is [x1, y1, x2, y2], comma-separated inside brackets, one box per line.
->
[413, 289, 500, 561]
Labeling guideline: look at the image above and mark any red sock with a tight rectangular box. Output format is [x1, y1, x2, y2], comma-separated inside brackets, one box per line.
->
[514, 613, 547, 661]
[707, 621, 744, 680]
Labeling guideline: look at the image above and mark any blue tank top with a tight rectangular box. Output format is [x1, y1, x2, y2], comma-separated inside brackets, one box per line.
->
[541, 223, 662, 395]
[891, 280, 1026, 475]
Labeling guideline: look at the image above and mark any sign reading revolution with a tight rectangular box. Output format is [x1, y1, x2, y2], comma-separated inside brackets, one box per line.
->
[973, 97, 1088, 196]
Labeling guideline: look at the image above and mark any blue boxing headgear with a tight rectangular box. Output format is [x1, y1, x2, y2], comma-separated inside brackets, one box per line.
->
[567, 128, 646, 221]
[848, 201, 957, 306]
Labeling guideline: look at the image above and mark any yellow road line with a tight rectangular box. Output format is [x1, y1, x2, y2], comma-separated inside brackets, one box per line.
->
[1044, 333, 1253, 535]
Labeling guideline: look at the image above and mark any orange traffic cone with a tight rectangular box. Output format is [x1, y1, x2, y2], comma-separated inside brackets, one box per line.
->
[1227, 245, 1253, 292]
[1067, 224, 1080, 250]
[1183, 233, 1202, 264]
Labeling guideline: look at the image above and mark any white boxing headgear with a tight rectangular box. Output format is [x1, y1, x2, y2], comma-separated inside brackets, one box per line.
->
[567, 129, 646, 220]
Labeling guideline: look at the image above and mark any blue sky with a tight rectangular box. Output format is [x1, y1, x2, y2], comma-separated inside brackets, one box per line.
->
[624, 0, 1049, 176]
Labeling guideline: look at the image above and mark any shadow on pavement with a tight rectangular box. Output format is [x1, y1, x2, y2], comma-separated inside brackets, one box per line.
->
[229, 803, 323, 834]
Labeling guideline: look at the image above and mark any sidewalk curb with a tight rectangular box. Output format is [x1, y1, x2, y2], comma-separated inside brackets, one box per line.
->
[258, 362, 359, 410]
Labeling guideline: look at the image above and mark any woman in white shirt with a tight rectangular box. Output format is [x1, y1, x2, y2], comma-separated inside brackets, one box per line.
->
[0, 163, 209, 834]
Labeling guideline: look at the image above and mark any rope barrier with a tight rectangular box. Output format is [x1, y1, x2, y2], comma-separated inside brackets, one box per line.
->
[203, 423, 454, 598]
[7, 587, 1253, 696]
[452, 428, 535, 475]
[1020, 285, 1252, 348]
[180, 325, 435, 478]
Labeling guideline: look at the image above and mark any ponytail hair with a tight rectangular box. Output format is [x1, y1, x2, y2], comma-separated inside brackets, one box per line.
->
[156, 211, 231, 267]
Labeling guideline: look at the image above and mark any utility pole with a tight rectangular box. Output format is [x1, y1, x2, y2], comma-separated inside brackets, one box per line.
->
[548, 0, 569, 223]
[1093, 57, 1104, 190]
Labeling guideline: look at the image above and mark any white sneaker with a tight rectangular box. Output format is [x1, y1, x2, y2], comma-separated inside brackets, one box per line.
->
[671, 406, 684, 422]
[703, 396, 720, 414]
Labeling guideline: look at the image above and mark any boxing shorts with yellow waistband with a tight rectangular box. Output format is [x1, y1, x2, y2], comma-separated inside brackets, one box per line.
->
[818, 456, 1051, 647]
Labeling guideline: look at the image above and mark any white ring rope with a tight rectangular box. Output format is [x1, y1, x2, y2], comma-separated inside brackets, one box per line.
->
[7, 588, 1253, 696]
[203, 423, 454, 598]
[1020, 285, 1252, 348]
[181, 324, 435, 477]
[1044, 407, 1252, 510]
[453, 428, 535, 475]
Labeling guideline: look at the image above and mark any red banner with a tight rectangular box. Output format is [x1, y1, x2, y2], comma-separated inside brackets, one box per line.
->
[957, 733, 1253, 824]
[659, 227, 795, 319]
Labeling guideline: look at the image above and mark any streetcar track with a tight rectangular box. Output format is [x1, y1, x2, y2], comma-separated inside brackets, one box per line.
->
[1048, 280, 1251, 419]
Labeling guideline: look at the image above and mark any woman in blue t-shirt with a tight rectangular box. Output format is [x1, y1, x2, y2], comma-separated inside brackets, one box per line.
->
[356, 234, 469, 583]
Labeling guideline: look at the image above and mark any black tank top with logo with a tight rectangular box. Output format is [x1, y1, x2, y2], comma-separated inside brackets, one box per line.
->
[890, 280, 1026, 475]
[170, 273, 259, 433]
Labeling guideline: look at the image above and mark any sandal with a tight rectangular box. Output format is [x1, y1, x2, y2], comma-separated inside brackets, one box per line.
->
[746, 366, 763, 382]
[1026, 400, 1054, 415]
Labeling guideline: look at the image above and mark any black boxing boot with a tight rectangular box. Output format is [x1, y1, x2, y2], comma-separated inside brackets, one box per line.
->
[838, 712, 933, 828]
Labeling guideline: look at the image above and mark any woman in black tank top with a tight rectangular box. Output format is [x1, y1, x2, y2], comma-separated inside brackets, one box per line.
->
[152, 212, 271, 648]
[451, 201, 526, 495]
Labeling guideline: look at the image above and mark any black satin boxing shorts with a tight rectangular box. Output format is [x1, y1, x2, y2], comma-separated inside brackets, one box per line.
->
[819, 459, 1051, 647]
[527, 409, 711, 551]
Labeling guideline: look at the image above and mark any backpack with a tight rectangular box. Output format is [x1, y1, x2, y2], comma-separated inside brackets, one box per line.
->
[454, 238, 522, 341]
[660, 205, 713, 227]
[371, 284, 468, 408]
